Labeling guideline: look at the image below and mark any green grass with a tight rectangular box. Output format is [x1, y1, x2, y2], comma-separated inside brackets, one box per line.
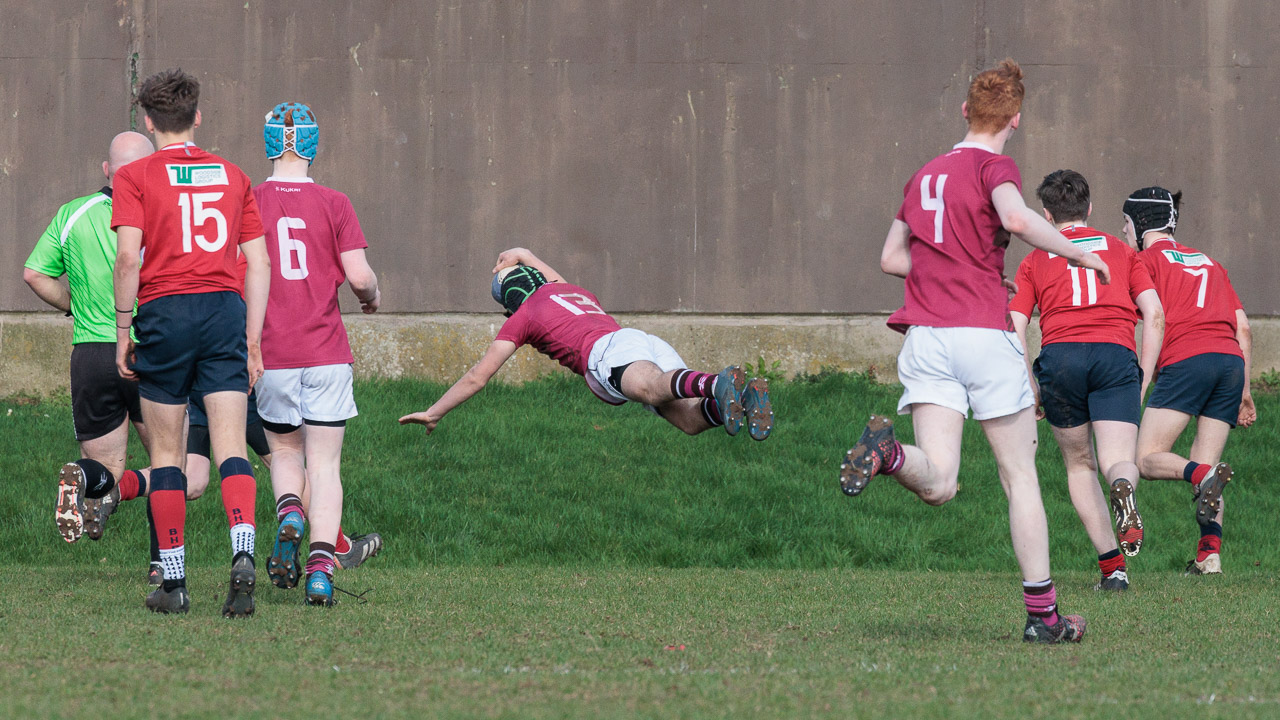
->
[2, 374, 1279, 718]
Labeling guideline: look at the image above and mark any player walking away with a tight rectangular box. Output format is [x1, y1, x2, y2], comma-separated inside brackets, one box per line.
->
[840, 59, 1110, 643]
[111, 68, 270, 616]
[25, 132, 158, 544]
[1122, 187, 1255, 576]
[253, 102, 383, 607]
[1009, 170, 1165, 592]
[399, 247, 774, 442]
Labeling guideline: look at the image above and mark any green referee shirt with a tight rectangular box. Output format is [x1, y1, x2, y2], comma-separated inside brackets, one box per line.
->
[24, 187, 133, 344]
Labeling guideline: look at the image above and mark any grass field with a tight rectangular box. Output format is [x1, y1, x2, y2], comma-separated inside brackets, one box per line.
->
[3, 373, 1279, 718]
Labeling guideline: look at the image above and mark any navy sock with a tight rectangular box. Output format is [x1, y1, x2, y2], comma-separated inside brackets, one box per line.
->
[1202, 521, 1223, 539]
[76, 458, 115, 499]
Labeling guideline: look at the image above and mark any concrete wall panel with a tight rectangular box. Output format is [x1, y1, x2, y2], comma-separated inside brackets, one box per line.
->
[3, 1, 1277, 315]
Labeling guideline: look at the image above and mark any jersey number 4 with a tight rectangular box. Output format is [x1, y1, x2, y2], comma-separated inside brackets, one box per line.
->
[920, 174, 947, 243]
[178, 192, 227, 253]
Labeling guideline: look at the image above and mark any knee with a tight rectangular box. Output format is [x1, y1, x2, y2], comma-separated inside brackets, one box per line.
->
[920, 479, 958, 506]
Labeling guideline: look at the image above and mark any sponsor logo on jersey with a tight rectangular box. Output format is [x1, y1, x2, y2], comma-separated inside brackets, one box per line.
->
[1160, 249, 1214, 267]
[166, 164, 229, 187]
[1049, 236, 1107, 258]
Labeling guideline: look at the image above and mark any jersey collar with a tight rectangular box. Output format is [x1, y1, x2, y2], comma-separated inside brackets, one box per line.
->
[1145, 237, 1177, 249]
[264, 176, 314, 183]
[99, 185, 113, 199]
[952, 141, 999, 153]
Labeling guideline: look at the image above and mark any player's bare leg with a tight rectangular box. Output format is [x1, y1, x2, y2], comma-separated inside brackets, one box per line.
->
[880, 403, 963, 505]
[1186, 417, 1232, 574]
[980, 408, 1051, 582]
[301, 425, 346, 606]
[265, 427, 307, 589]
[1136, 407, 1195, 480]
[621, 361, 755, 437]
[1051, 424, 1120, 557]
[205, 390, 257, 617]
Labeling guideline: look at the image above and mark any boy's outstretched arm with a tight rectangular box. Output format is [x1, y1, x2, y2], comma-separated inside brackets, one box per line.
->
[399, 340, 519, 435]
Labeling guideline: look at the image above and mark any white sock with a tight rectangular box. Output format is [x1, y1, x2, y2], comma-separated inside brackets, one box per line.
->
[230, 523, 255, 558]
[159, 546, 186, 581]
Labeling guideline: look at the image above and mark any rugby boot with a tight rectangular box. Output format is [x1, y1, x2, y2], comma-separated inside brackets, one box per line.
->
[839, 415, 898, 497]
[305, 571, 336, 607]
[1109, 478, 1143, 557]
[147, 562, 164, 587]
[336, 533, 383, 570]
[146, 584, 190, 614]
[82, 486, 120, 541]
[742, 377, 773, 441]
[1094, 570, 1129, 592]
[267, 511, 305, 589]
[1193, 463, 1232, 526]
[55, 463, 87, 543]
[713, 366, 746, 436]
[1023, 613, 1087, 643]
[222, 552, 256, 618]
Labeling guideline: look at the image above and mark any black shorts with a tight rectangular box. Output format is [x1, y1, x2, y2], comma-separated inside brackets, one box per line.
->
[186, 389, 270, 458]
[1032, 342, 1141, 428]
[132, 291, 248, 405]
[1147, 353, 1246, 427]
[70, 342, 142, 442]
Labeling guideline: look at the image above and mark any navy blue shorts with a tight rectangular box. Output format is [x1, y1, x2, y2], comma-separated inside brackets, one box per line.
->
[1032, 342, 1141, 428]
[132, 291, 248, 405]
[1147, 353, 1246, 427]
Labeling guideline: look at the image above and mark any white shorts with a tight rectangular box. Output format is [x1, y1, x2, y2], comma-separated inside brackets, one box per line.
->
[584, 328, 687, 407]
[895, 326, 1034, 421]
[256, 363, 358, 426]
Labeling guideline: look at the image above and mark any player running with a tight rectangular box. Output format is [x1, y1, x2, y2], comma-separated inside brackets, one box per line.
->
[112, 68, 270, 616]
[25, 132, 157, 544]
[1009, 170, 1165, 592]
[840, 59, 1109, 643]
[253, 102, 383, 607]
[399, 247, 773, 441]
[1122, 187, 1255, 575]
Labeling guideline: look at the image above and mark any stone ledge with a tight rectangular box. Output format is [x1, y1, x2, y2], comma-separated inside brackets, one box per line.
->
[4, 311, 1276, 397]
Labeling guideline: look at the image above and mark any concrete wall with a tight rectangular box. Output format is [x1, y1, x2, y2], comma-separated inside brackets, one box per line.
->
[5, 311, 1278, 399]
[2, 1, 1277, 317]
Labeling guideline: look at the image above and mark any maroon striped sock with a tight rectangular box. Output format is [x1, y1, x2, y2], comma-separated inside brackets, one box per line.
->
[1023, 579, 1059, 625]
[276, 493, 305, 521]
[306, 542, 336, 577]
[699, 398, 724, 427]
[670, 369, 718, 399]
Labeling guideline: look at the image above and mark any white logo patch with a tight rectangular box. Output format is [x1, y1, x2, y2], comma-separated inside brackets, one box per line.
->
[1049, 236, 1108, 258]
[1161, 249, 1214, 267]
[166, 164, 229, 187]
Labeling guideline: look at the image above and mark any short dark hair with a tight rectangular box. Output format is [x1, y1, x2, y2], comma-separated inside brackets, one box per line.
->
[1036, 169, 1090, 224]
[136, 68, 200, 133]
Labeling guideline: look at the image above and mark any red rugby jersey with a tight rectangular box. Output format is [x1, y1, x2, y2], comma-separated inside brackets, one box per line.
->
[887, 143, 1021, 333]
[1009, 226, 1155, 351]
[495, 283, 622, 376]
[253, 177, 369, 369]
[111, 143, 265, 304]
[1138, 238, 1243, 368]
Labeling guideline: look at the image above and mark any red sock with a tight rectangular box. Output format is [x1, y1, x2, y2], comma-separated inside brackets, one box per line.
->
[1188, 463, 1211, 487]
[335, 528, 351, 555]
[1098, 552, 1126, 576]
[1197, 535, 1222, 562]
[117, 470, 143, 501]
[221, 475, 256, 530]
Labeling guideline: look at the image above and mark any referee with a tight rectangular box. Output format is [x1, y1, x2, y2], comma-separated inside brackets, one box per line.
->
[24, 131, 155, 544]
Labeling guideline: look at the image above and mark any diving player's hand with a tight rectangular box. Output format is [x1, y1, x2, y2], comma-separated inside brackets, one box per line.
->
[399, 411, 440, 435]
[247, 342, 264, 390]
[1238, 393, 1257, 428]
[1070, 251, 1111, 285]
[116, 338, 137, 381]
[493, 248, 529, 273]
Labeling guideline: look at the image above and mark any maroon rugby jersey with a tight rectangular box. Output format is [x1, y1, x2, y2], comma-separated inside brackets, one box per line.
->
[1138, 238, 1243, 369]
[495, 283, 622, 375]
[887, 143, 1021, 333]
[253, 177, 368, 369]
[1009, 226, 1155, 352]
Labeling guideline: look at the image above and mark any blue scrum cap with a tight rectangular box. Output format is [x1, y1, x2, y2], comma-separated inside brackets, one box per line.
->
[264, 102, 319, 163]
